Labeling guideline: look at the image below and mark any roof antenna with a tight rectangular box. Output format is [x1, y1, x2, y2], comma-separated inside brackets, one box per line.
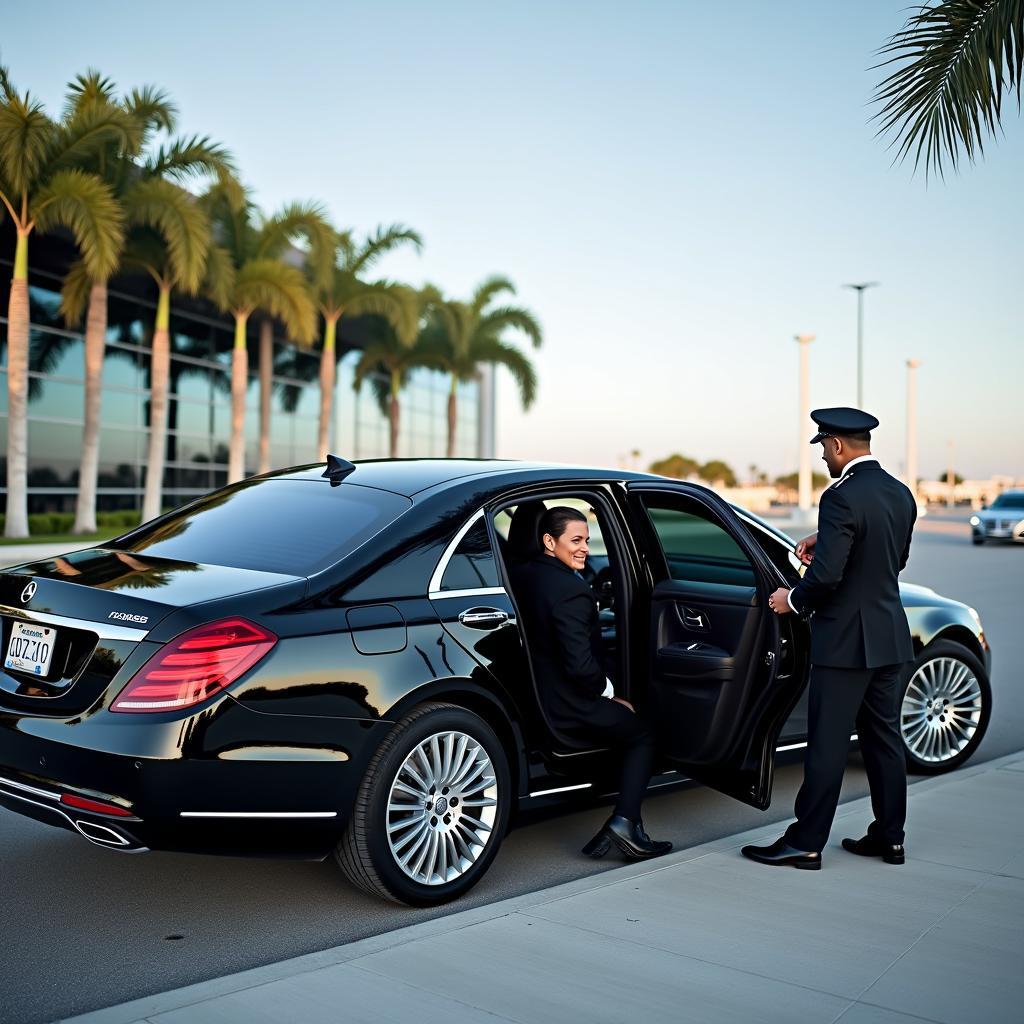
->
[322, 454, 356, 486]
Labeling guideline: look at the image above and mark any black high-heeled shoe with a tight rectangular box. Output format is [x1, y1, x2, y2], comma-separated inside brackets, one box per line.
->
[582, 815, 672, 860]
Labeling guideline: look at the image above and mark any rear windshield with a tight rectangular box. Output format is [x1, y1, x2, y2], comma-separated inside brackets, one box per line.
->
[112, 480, 411, 575]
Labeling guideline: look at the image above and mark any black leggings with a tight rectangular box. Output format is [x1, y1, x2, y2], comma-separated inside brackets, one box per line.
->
[565, 699, 655, 821]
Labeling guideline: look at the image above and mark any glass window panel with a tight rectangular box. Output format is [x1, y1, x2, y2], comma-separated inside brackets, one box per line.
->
[28, 420, 83, 486]
[440, 519, 500, 591]
[27, 377, 84, 421]
[102, 346, 142, 390]
[642, 502, 756, 586]
[28, 285, 63, 327]
[98, 427, 140, 467]
[172, 364, 213, 403]
[168, 397, 210, 437]
[170, 314, 213, 358]
[101, 388, 143, 427]
[29, 329, 84, 379]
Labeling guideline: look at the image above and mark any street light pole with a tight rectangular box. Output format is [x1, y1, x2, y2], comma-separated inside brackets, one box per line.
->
[795, 334, 816, 514]
[906, 359, 922, 499]
[843, 282, 879, 408]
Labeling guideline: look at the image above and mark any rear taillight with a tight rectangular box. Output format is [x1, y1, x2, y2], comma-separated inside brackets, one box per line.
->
[110, 618, 277, 713]
[60, 793, 133, 817]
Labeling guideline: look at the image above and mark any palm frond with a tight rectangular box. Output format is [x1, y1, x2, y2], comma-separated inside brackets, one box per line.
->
[202, 244, 236, 311]
[46, 101, 132, 175]
[201, 179, 256, 261]
[32, 168, 124, 279]
[470, 336, 538, 408]
[872, 0, 1024, 177]
[232, 258, 316, 343]
[59, 258, 93, 326]
[124, 177, 211, 292]
[257, 201, 336, 289]
[477, 304, 543, 348]
[349, 222, 423, 274]
[63, 69, 118, 120]
[471, 274, 515, 315]
[145, 134, 234, 186]
[123, 85, 177, 146]
[0, 86, 53, 198]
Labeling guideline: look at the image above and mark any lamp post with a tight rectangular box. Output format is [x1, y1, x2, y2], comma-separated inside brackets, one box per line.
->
[843, 282, 879, 408]
[906, 359, 922, 499]
[795, 334, 816, 514]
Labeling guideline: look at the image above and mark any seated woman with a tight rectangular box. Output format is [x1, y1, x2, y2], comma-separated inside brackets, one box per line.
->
[510, 505, 672, 860]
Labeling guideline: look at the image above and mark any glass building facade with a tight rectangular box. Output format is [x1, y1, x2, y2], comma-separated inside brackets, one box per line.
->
[0, 256, 485, 515]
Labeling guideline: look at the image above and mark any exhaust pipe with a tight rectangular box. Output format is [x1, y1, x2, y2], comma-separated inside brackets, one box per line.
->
[73, 819, 144, 851]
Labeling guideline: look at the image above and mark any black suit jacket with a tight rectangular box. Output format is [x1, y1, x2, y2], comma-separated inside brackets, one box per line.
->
[789, 460, 917, 669]
[509, 554, 607, 729]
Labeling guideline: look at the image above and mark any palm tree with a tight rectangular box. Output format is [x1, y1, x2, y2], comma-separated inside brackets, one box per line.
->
[351, 287, 429, 458]
[873, 0, 1024, 178]
[59, 70, 235, 533]
[0, 64, 126, 537]
[419, 276, 542, 457]
[118, 179, 218, 523]
[312, 225, 422, 460]
[203, 188, 319, 482]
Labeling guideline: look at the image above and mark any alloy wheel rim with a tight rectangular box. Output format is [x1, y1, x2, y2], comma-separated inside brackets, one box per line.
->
[386, 730, 498, 886]
[901, 657, 983, 763]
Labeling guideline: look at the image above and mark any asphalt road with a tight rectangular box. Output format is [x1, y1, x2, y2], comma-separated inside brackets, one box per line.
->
[0, 526, 1019, 1024]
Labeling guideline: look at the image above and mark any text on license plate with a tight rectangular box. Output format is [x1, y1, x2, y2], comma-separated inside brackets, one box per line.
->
[4, 621, 57, 676]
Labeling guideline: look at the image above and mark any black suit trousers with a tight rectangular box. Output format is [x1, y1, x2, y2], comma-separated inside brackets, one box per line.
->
[785, 663, 908, 852]
[564, 698, 654, 822]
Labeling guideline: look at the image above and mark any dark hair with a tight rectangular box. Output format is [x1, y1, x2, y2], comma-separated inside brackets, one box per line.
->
[836, 431, 871, 445]
[539, 505, 587, 542]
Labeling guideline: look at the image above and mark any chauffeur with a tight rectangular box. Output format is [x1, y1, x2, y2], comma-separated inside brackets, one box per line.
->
[742, 408, 917, 870]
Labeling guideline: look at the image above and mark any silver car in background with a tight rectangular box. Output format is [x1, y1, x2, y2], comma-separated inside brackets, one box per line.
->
[971, 490, 1024, 545]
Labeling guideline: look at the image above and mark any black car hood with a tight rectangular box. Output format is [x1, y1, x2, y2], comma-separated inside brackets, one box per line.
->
[1, 547, 304, 631]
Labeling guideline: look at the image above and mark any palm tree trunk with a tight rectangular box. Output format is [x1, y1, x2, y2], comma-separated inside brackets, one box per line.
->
[317, 315, 338, 461]
[73, 280, 107, 534]
[257, 318, 272, 474]
[141, 285, 171, 523]
[228, 313, 249, 483]
[389, 369, 401, 459]
[447, 374, 458, 458]
[4, 227, 31, 538]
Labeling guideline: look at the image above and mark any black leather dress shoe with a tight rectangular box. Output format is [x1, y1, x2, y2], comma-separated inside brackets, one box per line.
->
[582, 815, 672, 860]
[842, 834, 905, 864]
[741, 837, 821, 870]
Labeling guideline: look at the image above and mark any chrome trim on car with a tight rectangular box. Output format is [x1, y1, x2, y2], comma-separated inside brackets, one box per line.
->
[0, 788, 148, 852]
[528, 782, 593, 798]
[776, 741, 809, 752]
[429, 586, 507, 601]
[0, 773, 61, 802]
[0, 604, 150, 641]
[178, 811, 338, 818]
[428, 508, 486, 595]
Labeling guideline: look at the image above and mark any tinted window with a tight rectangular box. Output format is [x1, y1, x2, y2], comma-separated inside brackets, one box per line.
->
[113, 480, 411, 575]
[991, 493, 1024, 510]
[643, 503, 756, 587]
[440, 519, 500, 591]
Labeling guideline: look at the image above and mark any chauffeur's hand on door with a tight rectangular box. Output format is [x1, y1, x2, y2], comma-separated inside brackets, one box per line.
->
[795, 532, 817, 565]
[768, 587, 793, 615]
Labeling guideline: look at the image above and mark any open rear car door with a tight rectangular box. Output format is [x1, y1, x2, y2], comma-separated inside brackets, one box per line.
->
[626, 481, 808, 809]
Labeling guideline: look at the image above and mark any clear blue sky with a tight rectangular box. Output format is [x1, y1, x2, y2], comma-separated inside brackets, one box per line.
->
[6, 0, 1022, 480]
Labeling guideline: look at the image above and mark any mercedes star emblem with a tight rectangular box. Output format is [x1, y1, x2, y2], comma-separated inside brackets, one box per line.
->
[21, 581, 37, 603]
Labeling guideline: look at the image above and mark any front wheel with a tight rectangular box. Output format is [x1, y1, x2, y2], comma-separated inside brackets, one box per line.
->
[900, 640, 991, 774]
[335, 702, 510, 905]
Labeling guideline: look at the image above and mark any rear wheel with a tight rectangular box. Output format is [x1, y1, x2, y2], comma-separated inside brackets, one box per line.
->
[335, 702, 510, 905]
[900, 640, 991, 774]
[971, 535, 984, 546]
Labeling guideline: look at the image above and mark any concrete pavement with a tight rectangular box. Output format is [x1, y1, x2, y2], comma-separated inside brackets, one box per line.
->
[60, 750, 1024, 1024]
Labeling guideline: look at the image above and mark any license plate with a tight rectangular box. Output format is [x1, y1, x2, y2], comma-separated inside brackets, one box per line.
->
[4, 621, 57, 676]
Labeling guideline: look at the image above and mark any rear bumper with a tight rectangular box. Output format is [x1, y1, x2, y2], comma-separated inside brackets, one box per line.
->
[0, 698, 392, 859]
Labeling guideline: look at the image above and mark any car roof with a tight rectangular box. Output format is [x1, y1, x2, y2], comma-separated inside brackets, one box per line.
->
[258, 458, 646, 497]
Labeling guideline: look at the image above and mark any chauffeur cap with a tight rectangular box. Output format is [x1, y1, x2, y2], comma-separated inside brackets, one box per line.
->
[809, 407, 879, 444]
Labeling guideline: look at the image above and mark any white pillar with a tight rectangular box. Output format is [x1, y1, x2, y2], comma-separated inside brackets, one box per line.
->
[477, 363, 497, 458]
[905, 359, 922, 497]
[795, 334, 816, 512]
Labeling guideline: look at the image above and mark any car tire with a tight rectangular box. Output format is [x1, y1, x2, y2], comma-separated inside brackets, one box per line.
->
[900, 640, 991, 775]
[335, 702, 511, 905]
[971, 535, 984, 546]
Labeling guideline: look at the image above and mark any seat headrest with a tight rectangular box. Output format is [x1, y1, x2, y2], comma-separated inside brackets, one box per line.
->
[506, 500, 548, 563]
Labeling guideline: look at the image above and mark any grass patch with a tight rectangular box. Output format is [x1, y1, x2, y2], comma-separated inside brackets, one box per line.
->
[0, 532, 119, 548]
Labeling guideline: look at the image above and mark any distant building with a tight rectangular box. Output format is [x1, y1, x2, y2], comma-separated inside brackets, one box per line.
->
[0, 231, 493, 515]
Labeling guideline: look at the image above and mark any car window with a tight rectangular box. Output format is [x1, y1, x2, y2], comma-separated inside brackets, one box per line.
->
[112, 480, 411, 575]
[991, 493, 1024, 510]
[642, 502, 757, 586]
[440, 519, 500, 591]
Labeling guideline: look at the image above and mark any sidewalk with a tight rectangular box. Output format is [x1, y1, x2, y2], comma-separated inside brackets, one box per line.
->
[62, 751, 1024, 1024]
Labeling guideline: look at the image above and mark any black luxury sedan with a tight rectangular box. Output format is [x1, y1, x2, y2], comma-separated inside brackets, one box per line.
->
[0, 459, 992, 904]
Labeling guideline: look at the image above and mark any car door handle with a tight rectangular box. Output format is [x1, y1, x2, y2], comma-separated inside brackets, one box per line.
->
[458, 607, 509, 630]
[681, 607, 708, 631]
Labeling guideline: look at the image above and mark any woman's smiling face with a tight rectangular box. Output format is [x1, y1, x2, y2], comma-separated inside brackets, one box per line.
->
[543, 518, 590, 571]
